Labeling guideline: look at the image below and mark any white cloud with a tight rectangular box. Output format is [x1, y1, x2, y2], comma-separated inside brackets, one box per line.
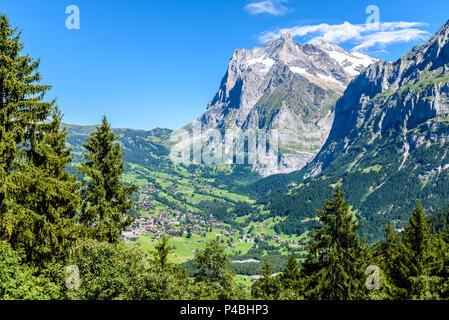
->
[244, 0, 289, 16]
[259, 21, 431, 53]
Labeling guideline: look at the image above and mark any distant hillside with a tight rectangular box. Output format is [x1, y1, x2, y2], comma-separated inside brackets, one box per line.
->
[64, 123, 262, 215]
[64, 124, 173, 169]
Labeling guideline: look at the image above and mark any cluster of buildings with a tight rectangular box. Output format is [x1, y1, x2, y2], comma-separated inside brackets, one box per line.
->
[121, 182, 302, 251]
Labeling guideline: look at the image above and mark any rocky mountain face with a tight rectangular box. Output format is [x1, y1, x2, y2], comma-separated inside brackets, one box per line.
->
[195, 34, 376, 176]
[306, 20, 449, 177]
[259, 20, 449, 242]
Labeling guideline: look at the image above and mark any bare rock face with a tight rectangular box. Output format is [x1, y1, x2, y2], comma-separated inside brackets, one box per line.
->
[195, 34, 376, 176]
[259, 20, 449, 242]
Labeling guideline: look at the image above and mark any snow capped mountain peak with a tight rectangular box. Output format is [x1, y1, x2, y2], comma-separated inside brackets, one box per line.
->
[229, 36, 377, 91]
[196, 37, 378, 175]
[271, 32, 293, 42]
[311, 40, 378, 77]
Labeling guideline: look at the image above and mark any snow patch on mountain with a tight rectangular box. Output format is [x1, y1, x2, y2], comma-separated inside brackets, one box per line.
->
[194, 33, 377, 176]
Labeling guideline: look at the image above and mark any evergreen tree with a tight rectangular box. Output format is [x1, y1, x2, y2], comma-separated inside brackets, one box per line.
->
[279, 254, 301, 292]
[376, 203, 444, 299]
[0, 241, 62, 299]
[194, 240, 230, 284]
[300, 184, 368, 300]
[435, 229, 449, 299]
[151, 235, 174, 270]
[404, 202, 434, 274]
[0, 14, 80, 264]
[193, 240, 245, 300]
[401, 201, 443, 299]
[371, 221, 405, 299]
[255, 257, 279, 300]
[79, 116, 137, 242]
[218, 267, 248, 300]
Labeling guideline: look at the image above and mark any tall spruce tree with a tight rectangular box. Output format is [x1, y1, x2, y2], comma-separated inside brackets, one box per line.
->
[300, 184, 368, 300]
[371, 221, 405, 299]
[194, 240, 230, 284]
[404, 202, 435, 275]
[400, 202, 443, 299]
[0, 14, 80, 264]
[193, 240, 246, 299]
[79, 116, 137, 242]
[279, 254, 301, 291]
[434, 230, 449, 299]
[256, 257, 279, 300]
[151, 235, 174, 270]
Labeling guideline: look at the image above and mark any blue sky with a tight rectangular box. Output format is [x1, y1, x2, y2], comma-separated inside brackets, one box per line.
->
[1, 0, 448, 130]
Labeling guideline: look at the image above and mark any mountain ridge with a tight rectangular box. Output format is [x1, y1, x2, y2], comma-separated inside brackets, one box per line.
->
[254, 19, 449, 242]
[194, 34, 377, 176]
[306, 19, 449, 177]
